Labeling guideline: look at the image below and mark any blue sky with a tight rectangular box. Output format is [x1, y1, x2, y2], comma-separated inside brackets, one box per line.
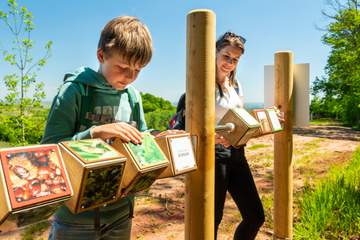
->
[0, 0, 331, 104]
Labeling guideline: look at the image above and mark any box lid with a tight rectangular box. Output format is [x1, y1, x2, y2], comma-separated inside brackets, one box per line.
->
[231, 108, 260, 128]
[61, 139, 126, 164]
[126, 133, 168, 170]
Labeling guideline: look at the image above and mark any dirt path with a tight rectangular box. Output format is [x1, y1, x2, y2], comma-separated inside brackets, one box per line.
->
[0, 125, 359, 240]
[131, 125, 360, 240]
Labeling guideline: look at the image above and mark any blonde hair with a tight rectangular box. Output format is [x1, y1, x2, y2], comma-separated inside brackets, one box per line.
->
[216, 32, 246, 88]
[98, 16, 153, 67]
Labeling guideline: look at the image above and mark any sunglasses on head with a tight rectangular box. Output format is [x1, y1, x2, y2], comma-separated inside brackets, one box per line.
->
[223, 32, 247, 44]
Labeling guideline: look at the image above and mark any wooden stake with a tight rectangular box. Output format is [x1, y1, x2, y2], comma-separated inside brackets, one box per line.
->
[273, 51, 294, 240]
[185, 9, 216, 240]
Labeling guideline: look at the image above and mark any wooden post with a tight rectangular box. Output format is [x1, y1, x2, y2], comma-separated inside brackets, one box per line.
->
[273, 51, 294, 240]
[185, 9, 216, 240]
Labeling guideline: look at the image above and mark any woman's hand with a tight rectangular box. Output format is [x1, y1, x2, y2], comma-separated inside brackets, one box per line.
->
[91, 122, 143, 144]
[155, 129, 186, 138]
[215, 133, 231, 148]
[274, 106, 285, 123]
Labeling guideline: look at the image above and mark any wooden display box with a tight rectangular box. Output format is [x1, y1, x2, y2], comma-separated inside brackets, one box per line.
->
[112, 133, 169, 196]
[59, 139, 126, 214]
[218, 107, 261, 147]
[0, 145, 72, 232]
[155, 133, 197, 179]
[252, 107, 283, 137]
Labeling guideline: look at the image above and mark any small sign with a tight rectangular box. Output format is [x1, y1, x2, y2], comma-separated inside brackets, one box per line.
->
[254, 110, 272, 133]
[266, 108, 283, 131]
[169, 136, 196, 172]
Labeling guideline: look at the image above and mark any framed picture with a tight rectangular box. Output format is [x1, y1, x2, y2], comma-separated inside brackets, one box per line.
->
[0, 145, 72, 210]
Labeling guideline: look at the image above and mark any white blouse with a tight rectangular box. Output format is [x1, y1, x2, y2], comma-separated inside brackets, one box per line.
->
[215, 81, 244, 124]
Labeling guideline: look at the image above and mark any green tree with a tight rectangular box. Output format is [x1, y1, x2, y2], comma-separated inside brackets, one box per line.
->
[141, 92, 175, 113]
[312, 0, 360, 127]
[141, 92, 176, 130]
[145, 109, 175, 131]
[0, 0, 52, 143]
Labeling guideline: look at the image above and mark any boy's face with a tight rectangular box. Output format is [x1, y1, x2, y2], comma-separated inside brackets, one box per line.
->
[97, 49, 143, 90]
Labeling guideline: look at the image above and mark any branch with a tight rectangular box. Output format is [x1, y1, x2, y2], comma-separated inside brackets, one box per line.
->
[23, 47, 51, 77]
[10, 6, 20, 35]
[3, 17, 16, 36]
[321, 9, 338, 20]
[23, 30, 31, 70]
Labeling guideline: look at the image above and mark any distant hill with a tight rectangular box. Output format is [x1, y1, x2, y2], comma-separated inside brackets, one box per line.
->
[244, 102, 264, 110]
[42, 99, 264, 111]
[171, 100, 264, 111]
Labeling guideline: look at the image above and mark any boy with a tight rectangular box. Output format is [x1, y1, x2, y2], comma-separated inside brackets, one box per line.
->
[42, 16, 152, 240]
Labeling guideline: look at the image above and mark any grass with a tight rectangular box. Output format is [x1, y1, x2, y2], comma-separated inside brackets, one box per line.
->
[261, 194, 274, 229]
[247, 143, 271, 151]
[293, 138, 322, 156]
[309, 118, 343, 126]
[21, 222, 49, 240]
[0, 141, 12, 148]
[294, 147, 360, 240]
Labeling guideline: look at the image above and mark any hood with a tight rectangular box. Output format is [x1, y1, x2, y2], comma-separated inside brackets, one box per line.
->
[63, 67, 127, 93]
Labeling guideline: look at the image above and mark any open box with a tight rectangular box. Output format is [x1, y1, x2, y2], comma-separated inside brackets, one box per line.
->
[59, 139, 126, 213]
[112, 133, 169, 196]
[252, 107, 283, 137]
[218, 107, 261, 147]
[0, 144, 72, 232]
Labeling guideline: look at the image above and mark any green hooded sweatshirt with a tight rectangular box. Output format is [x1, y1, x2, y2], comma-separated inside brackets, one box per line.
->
[41, 67, 147, 224]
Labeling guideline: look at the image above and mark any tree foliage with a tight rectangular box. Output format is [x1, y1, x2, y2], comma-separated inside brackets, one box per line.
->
[0, 106, 48, 145]
[141, 92, 175, 113]
[0, 0, 52, 144]
[312, 0, 360, 127]
[141, 92, 176, 130]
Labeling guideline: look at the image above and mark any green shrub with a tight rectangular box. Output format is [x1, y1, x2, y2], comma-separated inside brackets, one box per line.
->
[0, 107, 48, 145]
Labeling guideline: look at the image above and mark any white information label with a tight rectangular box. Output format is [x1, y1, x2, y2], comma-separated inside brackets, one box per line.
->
[169, 136, 196, 172]
[256, 110, 272, 133]
[267, 109, 282, 131]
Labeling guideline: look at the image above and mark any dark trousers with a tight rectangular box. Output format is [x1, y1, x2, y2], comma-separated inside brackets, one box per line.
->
[215, 145, 265, 240]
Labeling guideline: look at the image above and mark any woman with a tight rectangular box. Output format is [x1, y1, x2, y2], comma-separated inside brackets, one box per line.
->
[214, 32, 264, 240]
[173, 32, 265, 240]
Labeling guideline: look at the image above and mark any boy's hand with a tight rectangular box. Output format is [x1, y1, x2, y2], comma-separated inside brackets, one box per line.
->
[215, 133, 231, 148]
[91, 122, 143, 144]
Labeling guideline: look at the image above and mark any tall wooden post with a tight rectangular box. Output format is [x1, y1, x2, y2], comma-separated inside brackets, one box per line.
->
[273, 51, 294, 240]
[185, 9, 216, 240]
